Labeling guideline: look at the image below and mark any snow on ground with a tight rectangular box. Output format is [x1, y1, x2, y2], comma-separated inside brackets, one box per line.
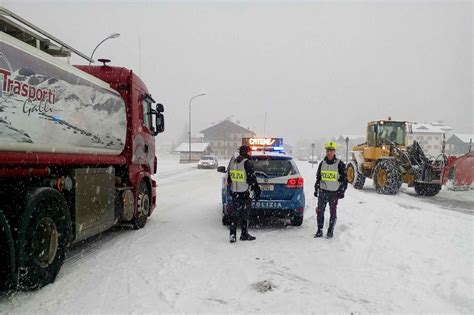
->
[0, 155, 473, 313]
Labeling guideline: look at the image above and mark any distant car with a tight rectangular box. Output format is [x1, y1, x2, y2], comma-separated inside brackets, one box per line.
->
[198, 155, 218, 169]
[218, 151, 305, 226]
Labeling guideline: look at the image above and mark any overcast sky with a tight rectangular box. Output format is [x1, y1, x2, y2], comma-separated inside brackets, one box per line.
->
[3, 0, 472, 145]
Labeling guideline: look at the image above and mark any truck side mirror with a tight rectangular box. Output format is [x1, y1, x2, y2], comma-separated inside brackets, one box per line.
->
[217, 166, 226, 173]
[153, 113, 165, 135]
[156, 103, 164, 113]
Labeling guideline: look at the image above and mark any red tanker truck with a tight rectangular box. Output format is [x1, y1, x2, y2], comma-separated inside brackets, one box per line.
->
[0, 7, 165, 289]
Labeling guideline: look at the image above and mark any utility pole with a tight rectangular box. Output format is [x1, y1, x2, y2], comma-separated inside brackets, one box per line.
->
[263, 112, 267, 137]
[188, 93, 206, 163]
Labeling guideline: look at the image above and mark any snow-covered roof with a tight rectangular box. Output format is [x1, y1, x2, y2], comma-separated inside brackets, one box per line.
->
[200, 119, 254, 134]
[174, 143, 212, 153]
[411, 123, 452, 134]
[430, 122, 454, 130]
[452, 134, 474, 144]
[234, 121, 253, 131]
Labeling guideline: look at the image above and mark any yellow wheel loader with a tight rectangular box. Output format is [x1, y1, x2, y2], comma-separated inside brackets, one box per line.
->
[346, 118, 446, 196]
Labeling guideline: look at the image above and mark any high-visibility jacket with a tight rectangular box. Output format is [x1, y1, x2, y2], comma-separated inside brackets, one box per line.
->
[320, 158, 341, 192]
[229, 158, 249, 193]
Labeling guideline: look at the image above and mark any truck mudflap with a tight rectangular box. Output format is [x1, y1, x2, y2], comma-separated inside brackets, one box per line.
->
[0, 210, 16, 289]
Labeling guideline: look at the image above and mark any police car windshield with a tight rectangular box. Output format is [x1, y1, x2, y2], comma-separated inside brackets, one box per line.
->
[251, 157, 298, 178]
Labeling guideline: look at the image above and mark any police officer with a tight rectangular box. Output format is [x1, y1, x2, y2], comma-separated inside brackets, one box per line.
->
[227, 145, 261, 243]
[314, 141, 347, 238]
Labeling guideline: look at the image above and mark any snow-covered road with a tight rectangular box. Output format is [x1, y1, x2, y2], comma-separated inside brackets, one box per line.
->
[1, 156, 473, 313]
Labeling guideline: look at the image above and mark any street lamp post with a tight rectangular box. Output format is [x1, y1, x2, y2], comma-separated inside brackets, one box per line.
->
[345, 137, 350, 163]
[89, 33, 120, 65]
[189, 93, 206, 163]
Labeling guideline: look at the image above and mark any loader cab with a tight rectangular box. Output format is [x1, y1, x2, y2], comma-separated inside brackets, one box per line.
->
[369, 120, 408, 147]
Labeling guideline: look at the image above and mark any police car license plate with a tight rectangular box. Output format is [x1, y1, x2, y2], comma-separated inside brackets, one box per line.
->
[260, 184, 274, 191]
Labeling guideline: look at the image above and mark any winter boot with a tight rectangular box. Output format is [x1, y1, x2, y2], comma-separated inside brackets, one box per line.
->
[230, 222, 237, 243]
[240, 220, 256, 241]
[314, 228, 323, 238]
[315, 215, 324, 238]
[327, 217, 337, 238]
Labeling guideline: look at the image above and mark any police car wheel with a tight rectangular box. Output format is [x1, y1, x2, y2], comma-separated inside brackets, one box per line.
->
[290, 216, 303, 226]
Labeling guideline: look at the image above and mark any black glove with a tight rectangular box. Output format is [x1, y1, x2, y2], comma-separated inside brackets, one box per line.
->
[314, 190, 319, 198]
[337, 189, 345, 199]
[254, 187, 261, 201]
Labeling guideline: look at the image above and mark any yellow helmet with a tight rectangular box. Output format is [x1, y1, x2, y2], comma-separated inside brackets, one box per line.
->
[324, 141, 337, 150]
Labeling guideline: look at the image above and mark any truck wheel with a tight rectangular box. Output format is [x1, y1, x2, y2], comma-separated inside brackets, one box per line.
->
[346, 162, 365, 189]
[414, 183, 441, 196]
[373, 160, 401, 195]
[16, 188, 71, 290]
[290, 216, 303, 226]
[133, 181, 150, 229]
[0, 211, 15, 289]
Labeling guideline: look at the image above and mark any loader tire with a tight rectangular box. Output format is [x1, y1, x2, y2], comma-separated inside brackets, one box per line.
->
[16, 188, 71, 290]
[346, 162, 365, 189]
[373, 160, 401, 195]
[414, 183, 441, 196]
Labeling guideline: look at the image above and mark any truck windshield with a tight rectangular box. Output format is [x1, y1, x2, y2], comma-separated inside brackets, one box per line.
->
[377, 122, 407, 146]
[142, 97, 152, 131]
[251, 157, 298, 178]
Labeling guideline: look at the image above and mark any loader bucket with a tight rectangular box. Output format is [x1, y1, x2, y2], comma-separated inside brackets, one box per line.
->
[0, 211, 16, 289]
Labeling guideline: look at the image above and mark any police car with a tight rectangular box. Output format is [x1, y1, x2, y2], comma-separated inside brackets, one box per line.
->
[218, 138, 305, 226]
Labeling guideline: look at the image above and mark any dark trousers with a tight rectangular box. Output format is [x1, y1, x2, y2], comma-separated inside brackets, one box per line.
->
[230, 192, 251, 236]
[316, 190, 338, 229]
